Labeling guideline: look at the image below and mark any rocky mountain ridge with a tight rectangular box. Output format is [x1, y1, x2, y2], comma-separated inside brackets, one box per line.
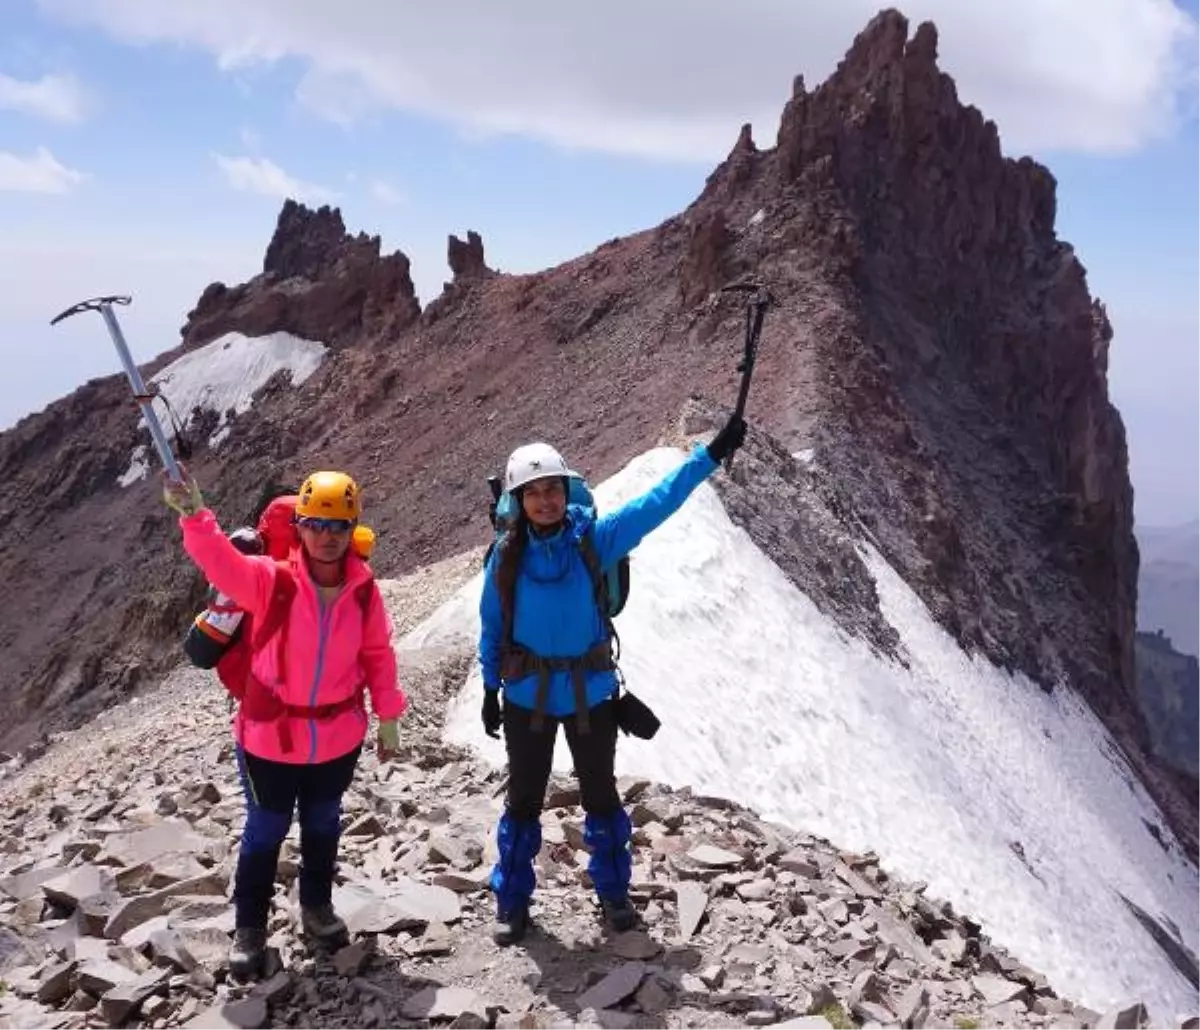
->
[0, 6, 1189, 860]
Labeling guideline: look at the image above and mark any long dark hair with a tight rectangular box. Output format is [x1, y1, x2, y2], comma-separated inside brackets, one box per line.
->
[495, 503, 529, 623]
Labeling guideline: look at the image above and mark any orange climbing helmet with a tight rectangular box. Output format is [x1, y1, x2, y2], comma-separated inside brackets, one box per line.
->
[296, 471, 360, 522]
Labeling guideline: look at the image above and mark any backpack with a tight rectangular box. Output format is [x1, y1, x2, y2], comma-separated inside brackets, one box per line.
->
[183, 494, 375, 705]
[487, 475, 630, 619]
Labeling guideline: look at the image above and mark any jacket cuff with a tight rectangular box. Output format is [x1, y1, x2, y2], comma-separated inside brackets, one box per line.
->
[372, 690, 408, 721]
[693, 441, 719, 472]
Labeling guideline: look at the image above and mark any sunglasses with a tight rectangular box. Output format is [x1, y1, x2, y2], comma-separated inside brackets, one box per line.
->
[296, 516, 354, 535]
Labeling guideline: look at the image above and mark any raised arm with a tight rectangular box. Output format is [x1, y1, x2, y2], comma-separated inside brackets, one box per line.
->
[588, 415, 746, 567]
[179, 508, 277, 616]
[588, 444, 717, 567]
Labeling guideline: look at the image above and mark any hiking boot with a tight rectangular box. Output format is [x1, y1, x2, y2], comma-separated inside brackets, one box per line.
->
[301, 903, 349, 949]
[228, 926, 267, 980]
[600, 895, 638, 932]
[493, 905, 530, 947]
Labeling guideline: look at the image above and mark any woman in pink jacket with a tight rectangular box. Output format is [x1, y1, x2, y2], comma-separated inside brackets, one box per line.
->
[165, 467, 407, 980]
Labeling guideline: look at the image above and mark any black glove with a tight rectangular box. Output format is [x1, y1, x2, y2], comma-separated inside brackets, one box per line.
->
[482, 690, 502, 739]
[707, 413, 747, 463]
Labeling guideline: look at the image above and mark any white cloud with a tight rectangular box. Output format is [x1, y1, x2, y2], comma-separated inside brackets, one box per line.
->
[294, 63, 381, 128]
[33, 0, 1200, 161]
[212, 152, 336, 203]
[0, 71, 88, 123]
[0, 146, 87, 193]
[369, 178, 403, 205]
[238, 125, 261, 150]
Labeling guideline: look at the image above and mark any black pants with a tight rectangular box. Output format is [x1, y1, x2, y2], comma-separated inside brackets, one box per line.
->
[234, 745, 360, 929]
[503, 699, 621, 819]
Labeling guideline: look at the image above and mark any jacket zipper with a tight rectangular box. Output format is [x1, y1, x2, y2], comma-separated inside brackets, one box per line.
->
[306, 590, 335, 764]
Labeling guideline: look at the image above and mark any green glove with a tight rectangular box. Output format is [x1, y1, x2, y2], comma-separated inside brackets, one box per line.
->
[377, 719, 400, 761]
[163, 467, 204, 517]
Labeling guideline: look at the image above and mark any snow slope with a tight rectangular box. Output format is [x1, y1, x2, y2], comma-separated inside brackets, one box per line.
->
[118, 331, 328, 485]
[403, 446, 1200, 1020]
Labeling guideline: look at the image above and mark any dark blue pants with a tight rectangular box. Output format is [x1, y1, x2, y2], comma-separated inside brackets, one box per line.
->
[490, 700, 631, 916]
[233, 745, 360, 929]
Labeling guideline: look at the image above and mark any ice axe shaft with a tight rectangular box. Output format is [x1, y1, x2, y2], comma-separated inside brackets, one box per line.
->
[720, 281, 775, 468]
[50, 294, 184, 482]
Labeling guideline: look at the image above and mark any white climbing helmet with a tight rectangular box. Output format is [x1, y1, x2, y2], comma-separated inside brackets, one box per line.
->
[504, 442, 578, 493]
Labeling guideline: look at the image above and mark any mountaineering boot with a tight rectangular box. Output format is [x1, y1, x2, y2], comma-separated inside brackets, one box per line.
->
[599, 894, 638, 933]
[228, 926, 268, 980]
[301, 903, 349, 949]
[493, 904, 530, 947]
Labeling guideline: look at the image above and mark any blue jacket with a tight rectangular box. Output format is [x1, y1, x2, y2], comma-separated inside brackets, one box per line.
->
[479, 443, 719, 715]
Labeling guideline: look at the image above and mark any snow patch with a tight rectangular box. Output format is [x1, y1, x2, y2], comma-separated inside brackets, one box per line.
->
[748, 208, 766, 227]
[417, 445, 1199, 1019]
[116, 331, 327, 487]
[117, 443, 150, 487]
[792, 448, 814, 464]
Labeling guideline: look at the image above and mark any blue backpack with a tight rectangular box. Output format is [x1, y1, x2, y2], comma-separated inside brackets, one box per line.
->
[487, 475, 630, 619]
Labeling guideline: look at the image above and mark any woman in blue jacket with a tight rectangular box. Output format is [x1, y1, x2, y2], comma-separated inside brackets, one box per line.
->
[477, 413, 747, 944]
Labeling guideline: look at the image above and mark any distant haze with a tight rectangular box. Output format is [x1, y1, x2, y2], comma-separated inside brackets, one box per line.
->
[1136, 520, 1199, 657]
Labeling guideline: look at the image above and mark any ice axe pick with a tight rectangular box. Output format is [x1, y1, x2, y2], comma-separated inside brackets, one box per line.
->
[50, 294, 185, 483]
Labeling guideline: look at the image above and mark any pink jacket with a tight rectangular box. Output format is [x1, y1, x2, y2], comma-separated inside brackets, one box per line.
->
[180, 508, 407, 764]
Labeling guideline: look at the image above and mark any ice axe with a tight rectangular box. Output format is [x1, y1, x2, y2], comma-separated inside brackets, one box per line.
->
[720, 280, 775, 469]
[50, 294, 185, 483]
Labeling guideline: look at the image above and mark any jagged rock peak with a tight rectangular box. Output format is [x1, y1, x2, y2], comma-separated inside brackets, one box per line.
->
[907, 19, 939, 63]
[263, 199, 391, 281]
[733, 123, 756, 154]
[773, 5, 1057, 250]
[183, 199, 420, 349]
[820, 8, 940, 90]
[696, 121, 762, 206]
[447, 230, 494, 281]
[838, 7, 925, 81]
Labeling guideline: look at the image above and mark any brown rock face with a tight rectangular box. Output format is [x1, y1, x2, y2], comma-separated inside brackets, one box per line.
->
[263, 200, 355, 280]
[768, 10, 1139, 725]
[447, 231, 493, 282]
[183, 200, 421, 349]
[678, 211, 734, 307]
[0, 9, 1188, 853]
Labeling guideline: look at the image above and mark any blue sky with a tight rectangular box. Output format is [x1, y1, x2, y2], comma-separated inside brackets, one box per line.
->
[1, 0, 1196, 527]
